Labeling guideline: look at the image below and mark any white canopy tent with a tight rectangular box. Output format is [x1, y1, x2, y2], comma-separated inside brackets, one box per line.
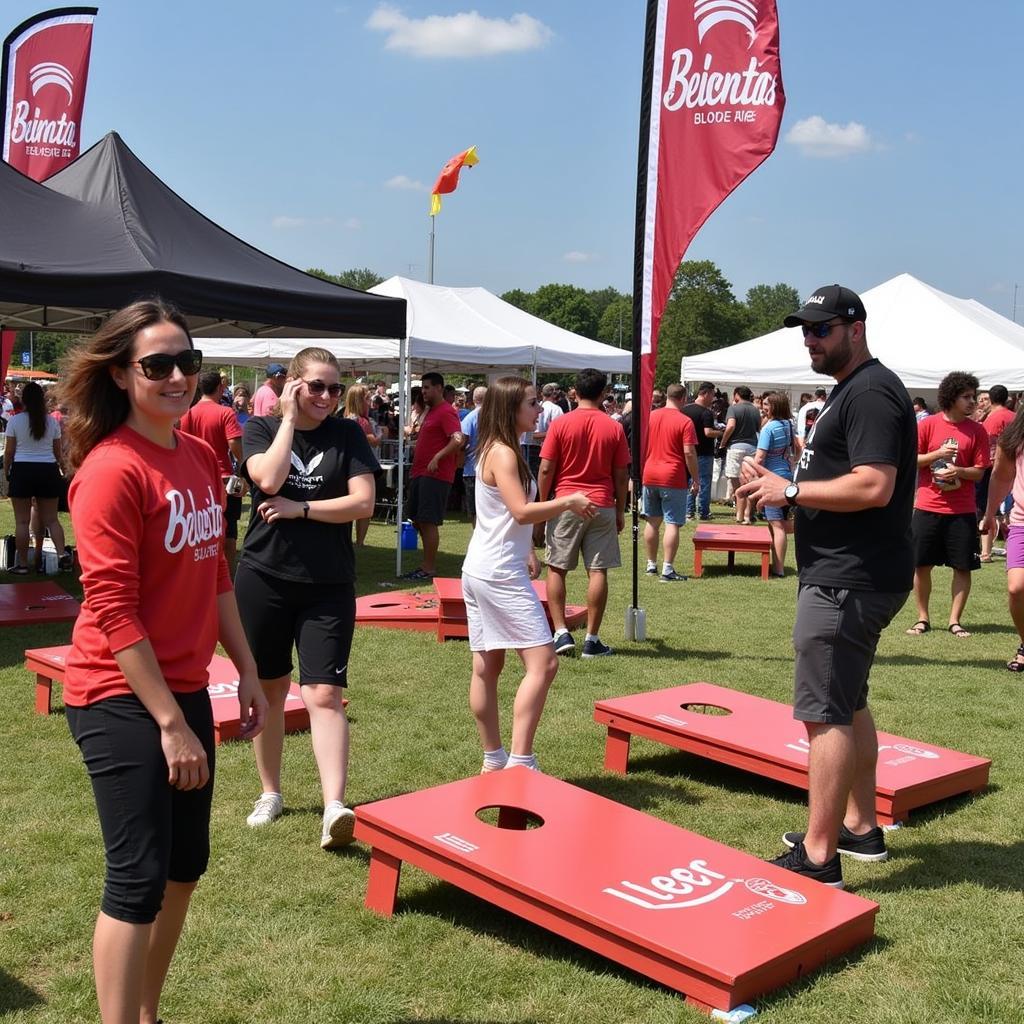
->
[681, 273, 1024, 397]
[198, 276, 632, 573]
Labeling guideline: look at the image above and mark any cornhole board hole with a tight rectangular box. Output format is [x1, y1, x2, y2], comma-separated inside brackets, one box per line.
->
[25, 645, 312, 743]
[692, 525, 772, 581]
[431, 577, 587, 643]
[355, 768, 877, 1013]
[0, 582, 80, 626]
[595, 683, 992, 825]
[355, 590, 439, 632]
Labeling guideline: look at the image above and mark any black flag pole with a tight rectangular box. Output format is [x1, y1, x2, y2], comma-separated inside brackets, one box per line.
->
[625, 0, 659, 643]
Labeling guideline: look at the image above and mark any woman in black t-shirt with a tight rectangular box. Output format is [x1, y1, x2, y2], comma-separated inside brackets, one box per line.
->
[236, 347, 379, 850]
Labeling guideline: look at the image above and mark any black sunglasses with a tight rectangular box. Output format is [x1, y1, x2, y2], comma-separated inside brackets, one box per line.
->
[801, 320, 850, 339]
[304, 379, 343, 397]
[129, 349, 203, 380]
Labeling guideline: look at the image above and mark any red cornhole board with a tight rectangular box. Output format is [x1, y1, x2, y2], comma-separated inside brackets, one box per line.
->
[26, 645, 311, 744]
[355, 589, 439, 632]
[432, 577, 587, 642]
[355, 768, 877, 1013]
[595, 683, 991, 825]
[692, 525, 772, 581]
[0, 582, 80, 626]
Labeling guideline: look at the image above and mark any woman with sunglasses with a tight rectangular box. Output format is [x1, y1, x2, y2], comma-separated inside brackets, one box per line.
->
[59, 299, 266, 1024]
[236, 347, 378, 848]
[463, 377, 596, 773]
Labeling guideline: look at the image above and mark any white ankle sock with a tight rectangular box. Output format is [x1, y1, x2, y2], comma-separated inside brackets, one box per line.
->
[646, 559, 657, 570]
[553, 627, 568, 638]
[506, 752, 538, 771]
[663, 562, 674, 573]
[585, 633, 600, 643]
[324, 799, 344, 816]
[482, 746, 508, 772]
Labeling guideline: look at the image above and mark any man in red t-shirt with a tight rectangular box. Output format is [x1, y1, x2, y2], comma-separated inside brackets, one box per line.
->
[907, 371, 990, 638]
[642, 383, 698, 581]
[979, 384, 1015, 562]
[179, 370, 243, 569]
[537, 368, 629, 658]
[404, 371, 464, 579]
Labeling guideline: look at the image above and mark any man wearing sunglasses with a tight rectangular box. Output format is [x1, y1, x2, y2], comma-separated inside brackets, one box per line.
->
[737, 284, 917, 888]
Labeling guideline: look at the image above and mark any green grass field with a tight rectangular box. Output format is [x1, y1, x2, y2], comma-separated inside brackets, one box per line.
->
[1, 503, 1022, 1023]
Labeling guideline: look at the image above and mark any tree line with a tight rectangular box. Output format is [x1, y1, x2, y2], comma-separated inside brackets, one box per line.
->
[9, 261, 799, 389]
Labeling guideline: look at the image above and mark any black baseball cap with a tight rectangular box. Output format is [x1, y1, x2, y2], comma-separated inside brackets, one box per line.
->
[784, 284, 867, 327]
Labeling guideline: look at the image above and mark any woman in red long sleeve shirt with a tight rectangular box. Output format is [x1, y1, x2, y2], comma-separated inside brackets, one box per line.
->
[62, 300, 266, 1024]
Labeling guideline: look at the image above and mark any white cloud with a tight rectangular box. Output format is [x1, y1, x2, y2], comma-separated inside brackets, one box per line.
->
[563, 251, 598, 264]
[785, 115, 873, 158]
[385, 174, 428, 192]
[366, 4, 553, 58]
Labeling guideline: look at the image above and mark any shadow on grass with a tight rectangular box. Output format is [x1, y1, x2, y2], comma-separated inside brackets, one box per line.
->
[875, 652, 1012, 669]
[394, 878, 885, 1012]
[869, 839, 1024, 894]
[0, 967, 45, 1013]
[392, 1020, 540, 1024]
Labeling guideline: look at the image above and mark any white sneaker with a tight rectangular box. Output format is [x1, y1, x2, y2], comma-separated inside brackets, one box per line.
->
[246, 793, 283, 827]
[321, 805, 356, 849]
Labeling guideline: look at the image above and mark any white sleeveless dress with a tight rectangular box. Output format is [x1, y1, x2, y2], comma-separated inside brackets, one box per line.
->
[461, 475, 551, 651]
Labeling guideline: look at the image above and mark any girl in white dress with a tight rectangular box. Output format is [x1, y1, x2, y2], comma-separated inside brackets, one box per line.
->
[461, 377, 596, 772]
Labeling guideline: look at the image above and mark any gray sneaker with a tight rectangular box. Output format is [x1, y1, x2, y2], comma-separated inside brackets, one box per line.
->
[321, 805, 356, 850]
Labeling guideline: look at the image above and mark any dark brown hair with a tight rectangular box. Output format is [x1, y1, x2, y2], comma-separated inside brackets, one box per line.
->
[763, 390, 792, 421]
[477, 376, 532, 494]
[61, 299, 192, 471]
[20, 381, 48, 440]
[998, 403, 1024, 458]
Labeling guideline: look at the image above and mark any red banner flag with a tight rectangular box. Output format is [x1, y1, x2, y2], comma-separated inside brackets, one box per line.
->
[1, 7, 98, 181]
[632, 0, 785, 444]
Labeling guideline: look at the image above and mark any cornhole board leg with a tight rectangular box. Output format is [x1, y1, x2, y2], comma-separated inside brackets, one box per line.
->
[693, 547, 704, 578]
[761, 552, 770, 581]
[603, 726, 632, 773]
[35, 673, 52, 715]
[365, 848, 403, 916]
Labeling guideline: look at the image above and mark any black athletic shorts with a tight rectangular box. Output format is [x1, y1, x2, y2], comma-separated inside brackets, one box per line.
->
[912, 509, 981, 571]
[407, 475, 451, 526]
[234, 562, 355, 685]
[66, 689, 215, 924]
[9, 461, 63, 499]
[225, 494, 242, 540]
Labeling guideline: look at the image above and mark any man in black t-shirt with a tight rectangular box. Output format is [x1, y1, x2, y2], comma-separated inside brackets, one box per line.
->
[737, 284, 916, 889]
[682, 381, 722, 520]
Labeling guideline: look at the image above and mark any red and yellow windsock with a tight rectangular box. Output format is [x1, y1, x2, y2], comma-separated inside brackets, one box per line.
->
[429, 145, 479, 216]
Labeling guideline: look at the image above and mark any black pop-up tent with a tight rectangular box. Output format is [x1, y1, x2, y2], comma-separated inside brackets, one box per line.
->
[0, 131, 405, 338]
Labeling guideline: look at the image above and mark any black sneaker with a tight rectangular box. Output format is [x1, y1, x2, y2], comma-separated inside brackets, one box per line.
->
[645, 565, 658, 576]
[581, 638, 614, 658]
[553, 631, 576, 656]
[769, 841, 843, 888]
[783, 824, 888, 862]
[659, 569, 687, 582]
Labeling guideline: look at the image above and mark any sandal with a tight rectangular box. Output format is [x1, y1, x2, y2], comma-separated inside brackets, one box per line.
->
[8, 566, 29, 575]
[905, 619, 930, 635]
[399, 567, 435, 581]
[1007, 645, 1024, 672]
[948, 623, 971, 639]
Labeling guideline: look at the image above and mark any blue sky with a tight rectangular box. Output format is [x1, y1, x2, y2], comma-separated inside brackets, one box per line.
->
[7, 1, 1023, 317]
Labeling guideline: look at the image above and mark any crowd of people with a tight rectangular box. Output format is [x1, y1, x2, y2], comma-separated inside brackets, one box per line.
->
[16, 289, 1024, 1023]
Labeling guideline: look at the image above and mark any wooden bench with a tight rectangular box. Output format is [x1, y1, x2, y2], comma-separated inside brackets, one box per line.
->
[692, 525, 772, 581]
[0, 581, 80, 626]
[432, 577, 587, 643]
[595, 683, 991, 825]
[26, 645, 311, 744]
[355, 768, 877, 1013]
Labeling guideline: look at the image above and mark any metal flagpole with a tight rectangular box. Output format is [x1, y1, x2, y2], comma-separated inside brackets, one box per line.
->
[624, 0, 659, 643]
[428, 214, 436, 284]
[396, 334, 408, 577]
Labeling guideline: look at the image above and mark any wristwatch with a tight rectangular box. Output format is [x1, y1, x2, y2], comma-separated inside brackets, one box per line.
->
[302, 502, 310, 519]
[784, 483, 800, 507]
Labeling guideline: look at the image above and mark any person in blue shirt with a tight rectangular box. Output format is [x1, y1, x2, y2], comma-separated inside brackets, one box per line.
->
[460, 386, 486, 527]
[755, 391, 796, 577]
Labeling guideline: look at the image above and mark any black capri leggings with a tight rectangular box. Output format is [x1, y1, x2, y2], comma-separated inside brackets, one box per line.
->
[67, 689, 215, 924]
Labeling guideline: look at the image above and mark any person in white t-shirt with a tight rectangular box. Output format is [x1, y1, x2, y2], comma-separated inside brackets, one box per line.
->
[795, 387, 827, 455]
[3, 381, 70, 572]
